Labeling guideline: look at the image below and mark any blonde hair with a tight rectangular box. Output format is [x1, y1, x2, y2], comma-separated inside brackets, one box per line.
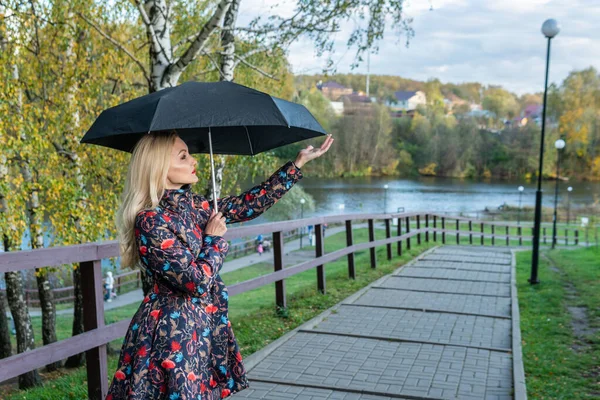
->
[115, 131, 178, 269]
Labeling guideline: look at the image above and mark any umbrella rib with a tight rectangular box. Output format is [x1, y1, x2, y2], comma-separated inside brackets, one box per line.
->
[265, 94, 290, 128]
[244, 126, 254, 156]
[147, 97, 163, 133]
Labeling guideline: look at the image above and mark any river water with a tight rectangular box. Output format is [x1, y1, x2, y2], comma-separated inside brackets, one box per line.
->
[249, 175, 599, 223]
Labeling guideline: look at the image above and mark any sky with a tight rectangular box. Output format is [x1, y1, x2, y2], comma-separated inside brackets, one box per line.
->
[237, 0, 600, 95]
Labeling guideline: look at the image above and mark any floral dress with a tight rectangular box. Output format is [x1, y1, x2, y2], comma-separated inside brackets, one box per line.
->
[106, 161, 303, 400]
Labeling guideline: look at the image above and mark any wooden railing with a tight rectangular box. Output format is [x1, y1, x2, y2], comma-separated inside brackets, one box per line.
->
[0, 212, 589, 399]
[0, 230, 304, 308]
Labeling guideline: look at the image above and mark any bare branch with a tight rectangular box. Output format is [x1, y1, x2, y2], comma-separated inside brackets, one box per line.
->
[234, 54, 278, 81]
[203, 50, 226, 80]
[233, 46, 271, 69]
[77, 12, 150, 85]
[51, 141, 77, 163]
[172, 33, 196, 54]
[170, 0, 232, 77]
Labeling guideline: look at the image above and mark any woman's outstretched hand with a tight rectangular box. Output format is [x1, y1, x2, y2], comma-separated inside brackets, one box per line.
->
[294, 134, 334, 168]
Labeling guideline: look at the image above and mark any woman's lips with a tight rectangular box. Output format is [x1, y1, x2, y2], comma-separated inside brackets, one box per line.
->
[192, 169, 196, 174]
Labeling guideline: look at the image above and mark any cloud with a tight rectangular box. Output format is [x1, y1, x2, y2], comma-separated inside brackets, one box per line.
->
[238, 0, 600, 94]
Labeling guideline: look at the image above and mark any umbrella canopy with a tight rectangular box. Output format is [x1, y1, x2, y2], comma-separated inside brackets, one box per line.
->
[81, 81, 327, 155]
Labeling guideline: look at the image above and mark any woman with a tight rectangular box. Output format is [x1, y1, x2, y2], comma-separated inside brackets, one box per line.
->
[107, 131, 333, 399]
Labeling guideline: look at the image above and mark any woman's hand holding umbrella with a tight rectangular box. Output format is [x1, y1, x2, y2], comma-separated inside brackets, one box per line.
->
[294, 134, 334, 168]
[205, 211, 227, 237]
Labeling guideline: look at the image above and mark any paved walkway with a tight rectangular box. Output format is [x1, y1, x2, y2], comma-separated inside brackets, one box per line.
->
[231, 245, 526, 400]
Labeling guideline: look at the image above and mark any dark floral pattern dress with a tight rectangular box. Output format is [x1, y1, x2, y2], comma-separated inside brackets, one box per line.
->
[106, 161, 303, 400]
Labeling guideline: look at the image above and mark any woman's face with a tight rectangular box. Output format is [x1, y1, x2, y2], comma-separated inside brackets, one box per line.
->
[166, 136, 198, 189]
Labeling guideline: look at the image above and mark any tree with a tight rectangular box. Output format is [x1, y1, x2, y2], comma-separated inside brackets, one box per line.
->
[482, 87, 519, 120]
[556, 68, 600, 178]
[265, 185, 315, 221]
[1, 0, 140, 372]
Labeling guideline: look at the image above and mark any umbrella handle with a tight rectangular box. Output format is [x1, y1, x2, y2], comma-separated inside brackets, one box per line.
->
[208, 127, 219, 212]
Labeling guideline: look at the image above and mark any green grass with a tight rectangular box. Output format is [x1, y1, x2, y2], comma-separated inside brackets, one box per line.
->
[516, 247, 600, 399]
[1, 227, 434, 399]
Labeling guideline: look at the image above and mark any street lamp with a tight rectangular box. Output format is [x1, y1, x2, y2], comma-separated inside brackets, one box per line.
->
[518, 186, 524, 225]
[383, 184, 389, 213]
[299, 198, 306, 249]
[530, 18, 560, 284]
[567, 186, 573, 225]
[552, 138, 566, 249]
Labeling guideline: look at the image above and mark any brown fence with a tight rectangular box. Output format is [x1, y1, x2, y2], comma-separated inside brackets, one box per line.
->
[0, 229, 303, 309]
[0, 212, 590, 399]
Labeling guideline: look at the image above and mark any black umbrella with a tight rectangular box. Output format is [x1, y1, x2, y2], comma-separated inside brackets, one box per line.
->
[81, 81, 327, 209]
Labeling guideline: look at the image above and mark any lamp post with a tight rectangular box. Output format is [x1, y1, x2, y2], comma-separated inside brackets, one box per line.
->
[300, 198, 305, 249]
[531, 18, 560, 284]
[383, 184, 389, 213]
[552, 138, 566, 249]
[567, 186, 573, 225]
[518, 186, 524, 225]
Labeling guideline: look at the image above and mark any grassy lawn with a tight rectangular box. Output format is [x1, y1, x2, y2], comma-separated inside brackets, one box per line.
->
[516, 246, 600, 399]
[1, 227, 435, 399]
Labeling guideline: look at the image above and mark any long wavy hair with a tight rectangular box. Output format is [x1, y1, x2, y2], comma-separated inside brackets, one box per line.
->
[115, 131, 178, 269]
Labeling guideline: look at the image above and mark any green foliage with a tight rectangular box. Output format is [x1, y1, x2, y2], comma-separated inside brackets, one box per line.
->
[482, 87, 519, 119]
[264, 185, 316, 221]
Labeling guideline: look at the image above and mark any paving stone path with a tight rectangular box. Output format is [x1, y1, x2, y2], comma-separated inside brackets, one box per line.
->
[232, 245, 526, 400]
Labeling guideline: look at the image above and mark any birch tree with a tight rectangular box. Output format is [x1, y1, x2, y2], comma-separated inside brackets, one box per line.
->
[0, 8, 42, 388]
[1, 0, 138, 372]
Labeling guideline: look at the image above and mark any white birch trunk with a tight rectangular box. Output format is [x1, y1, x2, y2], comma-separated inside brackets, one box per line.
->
[203, 0, 240, 201]
[3, 49, 42, 388]
[144, 0, 232, 91]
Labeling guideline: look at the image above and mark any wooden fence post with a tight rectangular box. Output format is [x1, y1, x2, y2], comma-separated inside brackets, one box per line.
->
[416, 215, 421, 245]
[80, 259, 108, 400]
[368, 219, 377, 268]
[506, 226, 509, 246]
[433, 215, 437, 242]
[425, 214, 429, 243]
[385, 218, 392, 260]
[455, 219, 460, 244]
[575, 229, 579, 245]
[518, 226, 522, 245]
[397, 217, 402, 256]
[346, 220, 355, 279]
[442, 217, 446, 244]
[405, 216, 411, 250]
[565, 229, 568, 245]
[481, 222, 485, 245]
[543, 227, 547, 244]
[469, 220, 473, 244]
[273, 231, 286, 308]
[492, 225, 495, 246]
[315, 224, 326, 293]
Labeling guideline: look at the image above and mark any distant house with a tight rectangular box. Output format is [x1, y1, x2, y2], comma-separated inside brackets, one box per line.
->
[523, 104, 542, 119]
[316, 80, 353, 101]
[340, 93, 373, 115]
[521, 104, 543, 125]
[385, 90, 427, 111]
[468, 108, 495, 119]
[444, 94, 467, 111]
